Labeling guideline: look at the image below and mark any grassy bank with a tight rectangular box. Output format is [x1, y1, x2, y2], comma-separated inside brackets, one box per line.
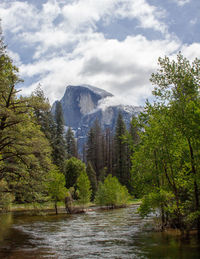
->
[0, 199, 141, 215]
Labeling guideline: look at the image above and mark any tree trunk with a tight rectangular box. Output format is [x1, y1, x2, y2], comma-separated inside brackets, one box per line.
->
[55, 200, 58, 215]
[187, 138, 200, 238]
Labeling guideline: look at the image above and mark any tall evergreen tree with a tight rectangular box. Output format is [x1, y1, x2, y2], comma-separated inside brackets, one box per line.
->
[86, 161, 97, 200]
[114, 112, 129, 189]
[53, 101, 66, 172]
[104, 128, 114, 175]
[86, 119, 103, 181]
[65, 127, 78, 158]
[30, 86, 57, 155]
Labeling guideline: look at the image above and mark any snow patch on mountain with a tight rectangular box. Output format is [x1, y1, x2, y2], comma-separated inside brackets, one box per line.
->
[78, 93, 95, 115]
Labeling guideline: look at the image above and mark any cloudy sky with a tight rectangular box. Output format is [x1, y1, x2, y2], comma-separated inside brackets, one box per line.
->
[0, 0, 200, 105]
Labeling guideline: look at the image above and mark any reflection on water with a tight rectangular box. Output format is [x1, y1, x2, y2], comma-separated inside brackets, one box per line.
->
[0, 206, 200, 258]
[0, 214, 13, 242]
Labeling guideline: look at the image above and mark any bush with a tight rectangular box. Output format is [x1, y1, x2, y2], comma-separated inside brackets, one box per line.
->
[46, 167, 68, 214]
[64, 157, 86, 188]
[76, 171, 91, 205]
[95, 174, 130, 207]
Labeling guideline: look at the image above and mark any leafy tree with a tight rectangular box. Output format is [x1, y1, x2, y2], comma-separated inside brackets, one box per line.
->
[64, 157, 86, 189]
[132, 53, 200, 235]
[0, 40, 24, 170]
[0, 29, 52, 203]
[46, 167, 68, 214]
[76, 171, 91, 206]
[95, 174, 130, 207]
[5, 113, 53, 203]
[0, 179, 14, 211]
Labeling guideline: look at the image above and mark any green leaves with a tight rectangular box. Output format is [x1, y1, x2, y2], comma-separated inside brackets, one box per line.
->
[46, 167, 68, 202]
[131, 53, 200, 232]
[76, 171, 91, 205]
[95, 174, 130, 207]
[64, 157, 86, 188]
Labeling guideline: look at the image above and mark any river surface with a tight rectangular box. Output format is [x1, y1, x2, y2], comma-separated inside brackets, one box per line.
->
[0, 206, 200, 258]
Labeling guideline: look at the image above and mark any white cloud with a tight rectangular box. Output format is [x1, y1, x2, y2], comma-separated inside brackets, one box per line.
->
[19, 33, 181, 105]
[7, 49, 22, 66]
[181, 43, 200, 60]
[1, 0, 168, 57]
[0, 0, 198, 107]
[172, 0, 191, 6]
[116, 0, 167, 33]
[0, 2, 39, 33]
[190, 18, 197, 26]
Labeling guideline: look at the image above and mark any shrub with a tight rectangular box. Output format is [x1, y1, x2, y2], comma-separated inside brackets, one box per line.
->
[95, 174, 130, 207]
[76, 171, 91, 206]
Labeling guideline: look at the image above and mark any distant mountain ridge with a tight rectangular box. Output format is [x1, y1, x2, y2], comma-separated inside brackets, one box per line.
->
[52, 85, 143, 148]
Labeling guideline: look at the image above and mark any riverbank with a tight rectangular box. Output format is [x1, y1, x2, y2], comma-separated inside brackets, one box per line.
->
[0, 199, 141, 216]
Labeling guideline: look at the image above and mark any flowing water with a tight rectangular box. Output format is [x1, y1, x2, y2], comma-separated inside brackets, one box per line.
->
[0, 206, 200, 258]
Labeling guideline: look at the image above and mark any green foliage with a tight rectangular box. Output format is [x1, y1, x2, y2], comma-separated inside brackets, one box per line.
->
[30, 86, 56, 143]
[65, 127, 78, 158]
[46, 167, 68, 214]
[86, 119, 103, 181]
[138, 189, 174, 218]
[64, 157, 86, 188]
[98, 167, 107, 183]
[0, 179, 14, 211]
[0, 32, 53, 204]
[114, 112, 130, 189]
[86, 162, 97, 200]
[131, 53, 200, 233]
[76, 171, 91, 205]
[46, 167, 67, 202]
[95, 174, 130, 207]
[53, 101, 66, 172]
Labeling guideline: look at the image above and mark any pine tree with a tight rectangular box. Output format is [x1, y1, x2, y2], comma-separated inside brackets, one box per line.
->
[104, 128, 114, 175]
[30, 86, 57, 152]
[53, 101, 66, 172]
[86, 162, 97, 200]
[65, 127, 78, 158]
[114, 112, 129, 188]
[86, 119, 103, 181]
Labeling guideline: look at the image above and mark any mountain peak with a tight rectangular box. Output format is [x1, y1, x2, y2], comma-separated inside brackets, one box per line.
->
[52, 84, 143, 154]
[65, 84, 113, 99]
[57, 84, 112, 128]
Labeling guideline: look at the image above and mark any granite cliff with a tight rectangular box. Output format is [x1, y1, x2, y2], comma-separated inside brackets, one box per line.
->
[52, 85, 143, 149]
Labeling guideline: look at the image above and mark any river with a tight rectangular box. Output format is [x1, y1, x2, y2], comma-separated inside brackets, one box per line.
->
[0, 206, 200, 258]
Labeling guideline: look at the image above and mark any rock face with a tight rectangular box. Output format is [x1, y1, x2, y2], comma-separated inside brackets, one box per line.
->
[52, 85, 143, 150]
[55, 85, 113, 128]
